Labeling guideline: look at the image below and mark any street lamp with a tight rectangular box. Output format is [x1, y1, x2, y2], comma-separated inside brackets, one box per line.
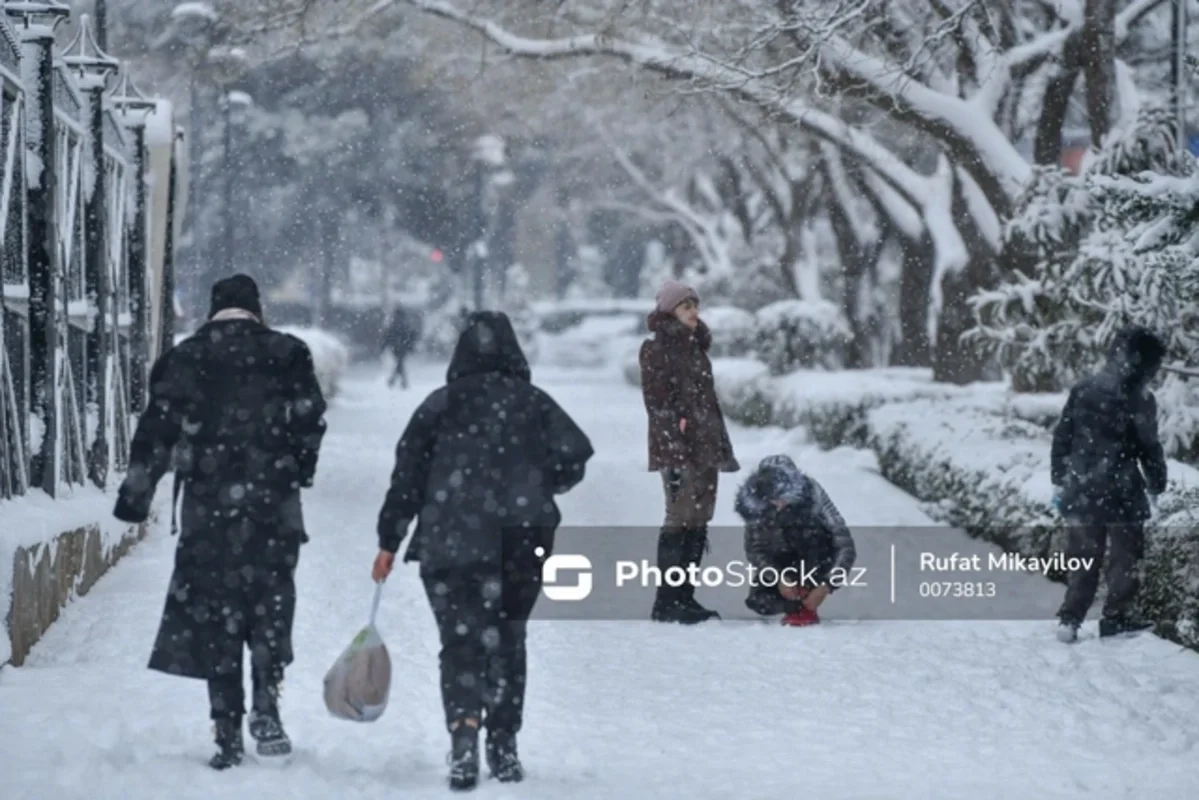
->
[220, 89, 252, 279]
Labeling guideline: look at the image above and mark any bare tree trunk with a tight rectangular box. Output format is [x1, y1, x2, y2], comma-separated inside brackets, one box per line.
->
[1082, 0, 1119, 145]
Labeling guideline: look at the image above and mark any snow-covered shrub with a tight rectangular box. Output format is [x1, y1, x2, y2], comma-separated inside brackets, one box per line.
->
[702, 305, 757, 358]
[866, 397, 1199, 651]
[275, 325, 349, 399]
[753, 299, 852, 374]
[764, 368, 983, 448]
[969, 108, 1199, 462]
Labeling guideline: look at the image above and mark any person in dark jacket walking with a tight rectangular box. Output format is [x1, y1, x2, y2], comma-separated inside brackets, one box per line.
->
[639, 279, 739, 624]
[113, 274, 327, 769]
[1051, 325, 1168, 643]
[371, 311, 593, 791]
[735, 455, 856, 626]
[382, 305, 422, 389]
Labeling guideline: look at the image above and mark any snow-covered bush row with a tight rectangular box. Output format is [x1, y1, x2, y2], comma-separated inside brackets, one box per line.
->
[866, 397, 1199, 650]
[753, 299, 852, 374]
[275, 326, 349, 400]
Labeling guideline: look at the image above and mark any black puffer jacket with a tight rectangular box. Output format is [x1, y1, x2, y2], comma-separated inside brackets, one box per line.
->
[734, 454, 856, 590]
[376, 311, 594, 572]
[1051, 325, 1168, 522]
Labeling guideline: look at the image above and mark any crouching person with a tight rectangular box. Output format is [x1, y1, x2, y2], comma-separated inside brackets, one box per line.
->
[734, 455, 856, 627]
[113, 275, 327, 769]
[371, 311, 594, 791]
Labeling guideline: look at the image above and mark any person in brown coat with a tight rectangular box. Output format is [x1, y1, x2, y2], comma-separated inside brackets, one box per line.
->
[639, 279, 740, 623]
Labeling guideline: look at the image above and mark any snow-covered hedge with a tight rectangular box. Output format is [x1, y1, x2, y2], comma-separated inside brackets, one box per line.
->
[701, 305, 757, 358]
[275, 326, 349, 400]
[753, 299, 852, 374]
[867, 397, 1199, 650]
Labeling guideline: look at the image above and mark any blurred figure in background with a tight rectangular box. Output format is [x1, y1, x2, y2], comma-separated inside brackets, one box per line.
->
[381, 304, 423, 389]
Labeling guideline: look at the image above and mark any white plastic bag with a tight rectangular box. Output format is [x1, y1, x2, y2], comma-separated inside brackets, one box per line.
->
[323, 582, 392, 722]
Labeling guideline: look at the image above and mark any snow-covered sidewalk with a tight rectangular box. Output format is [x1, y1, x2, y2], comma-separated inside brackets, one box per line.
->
[1, 359, 1197, 798]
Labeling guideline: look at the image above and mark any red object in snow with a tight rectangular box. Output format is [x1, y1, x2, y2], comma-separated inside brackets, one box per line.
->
[781, 587, 820, 626]
[430, 248, 444, 263]
[782, 608, 820, 626]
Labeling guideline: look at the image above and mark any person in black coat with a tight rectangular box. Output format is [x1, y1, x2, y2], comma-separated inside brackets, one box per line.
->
[371, 311, 593, 791]
[113, 274, 327, 769]
[1051, 325, 1168, 643]
[381, 305, 422, 389]
[734, 455, 856, 626]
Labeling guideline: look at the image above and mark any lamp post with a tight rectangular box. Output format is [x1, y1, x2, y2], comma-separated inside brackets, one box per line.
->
[220, 90, 251, 279]
[63, 12, 119, 487]
[5, 1, 71, 494]
[110, 69, 157, 412]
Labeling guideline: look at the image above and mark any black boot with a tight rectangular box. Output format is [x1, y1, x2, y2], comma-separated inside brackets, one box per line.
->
[1099, 617, 1154, 638]
[486, 730, 523, 783]
[208, 718, 244, 770]
[678, 527, 720, 621]
[248, 680, 292, 759]
[650, 527, 719, 624]
[448, 723, 480, 791]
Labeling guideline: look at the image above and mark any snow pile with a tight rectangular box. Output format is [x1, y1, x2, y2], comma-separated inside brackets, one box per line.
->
[867, 397, 1199, 649]
[753, 298, 852, 374]
[0, 484, 166, 666]
[275, 326, 349, 400]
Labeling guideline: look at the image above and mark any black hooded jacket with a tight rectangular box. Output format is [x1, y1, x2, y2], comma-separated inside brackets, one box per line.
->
[1051, 325, 1168, 521]
[376, 311, 595, 571]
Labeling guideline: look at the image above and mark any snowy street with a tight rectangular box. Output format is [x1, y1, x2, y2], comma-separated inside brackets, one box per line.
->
[2, 359, 1197, 799]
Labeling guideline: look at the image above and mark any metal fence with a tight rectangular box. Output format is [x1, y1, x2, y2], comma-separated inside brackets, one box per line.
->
[0, 4, 185, 500]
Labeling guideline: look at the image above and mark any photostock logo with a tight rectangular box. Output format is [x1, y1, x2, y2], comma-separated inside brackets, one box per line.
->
[535, 547, 593, 601]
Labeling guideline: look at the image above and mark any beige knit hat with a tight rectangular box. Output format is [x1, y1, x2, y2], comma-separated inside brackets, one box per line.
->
[655, 279, 698, 313]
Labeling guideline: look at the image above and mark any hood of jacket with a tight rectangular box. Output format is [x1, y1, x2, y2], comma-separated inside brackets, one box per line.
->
[734, 454, 813, 520]
[446, 310, 531, 383]
[646, 310, 712, 352]
[1104, 325, 1166, 388]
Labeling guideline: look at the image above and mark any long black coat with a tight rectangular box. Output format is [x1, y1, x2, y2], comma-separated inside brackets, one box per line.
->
[376, 311, 594, 575]
[1051, 326, 1168, 522]
[114, 317, 327, 680]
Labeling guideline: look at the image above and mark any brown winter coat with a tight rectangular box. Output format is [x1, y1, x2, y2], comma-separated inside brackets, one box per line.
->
[639, 311, 739, 473]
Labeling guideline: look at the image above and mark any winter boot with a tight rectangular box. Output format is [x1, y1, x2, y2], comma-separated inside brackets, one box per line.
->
[1098, 617, 1154, 638]
[678, 527, 720, 622]
[448, 723, 480, 791]
[208, 718, 244, 770]
[650, 528, 719, 624]
[486, 730, 523, 783]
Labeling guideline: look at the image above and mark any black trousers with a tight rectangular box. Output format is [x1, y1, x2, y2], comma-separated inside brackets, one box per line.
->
[204, 563, 296, 722]
[421, 558, 542, 734]
[1057, 517, 1145, 626]
[387, 351, 409, 388]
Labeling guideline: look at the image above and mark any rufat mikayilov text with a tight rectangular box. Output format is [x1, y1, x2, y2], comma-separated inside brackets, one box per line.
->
[613, 559, 869, 589]
[920, 552, 1095, 575]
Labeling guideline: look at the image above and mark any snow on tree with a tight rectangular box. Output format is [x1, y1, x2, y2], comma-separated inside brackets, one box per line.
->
[969, 107, 1199, 460]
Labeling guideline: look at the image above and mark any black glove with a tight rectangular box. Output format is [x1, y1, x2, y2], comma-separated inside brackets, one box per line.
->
[113, 481, 152, 524]
[665, 468, 685, 501]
